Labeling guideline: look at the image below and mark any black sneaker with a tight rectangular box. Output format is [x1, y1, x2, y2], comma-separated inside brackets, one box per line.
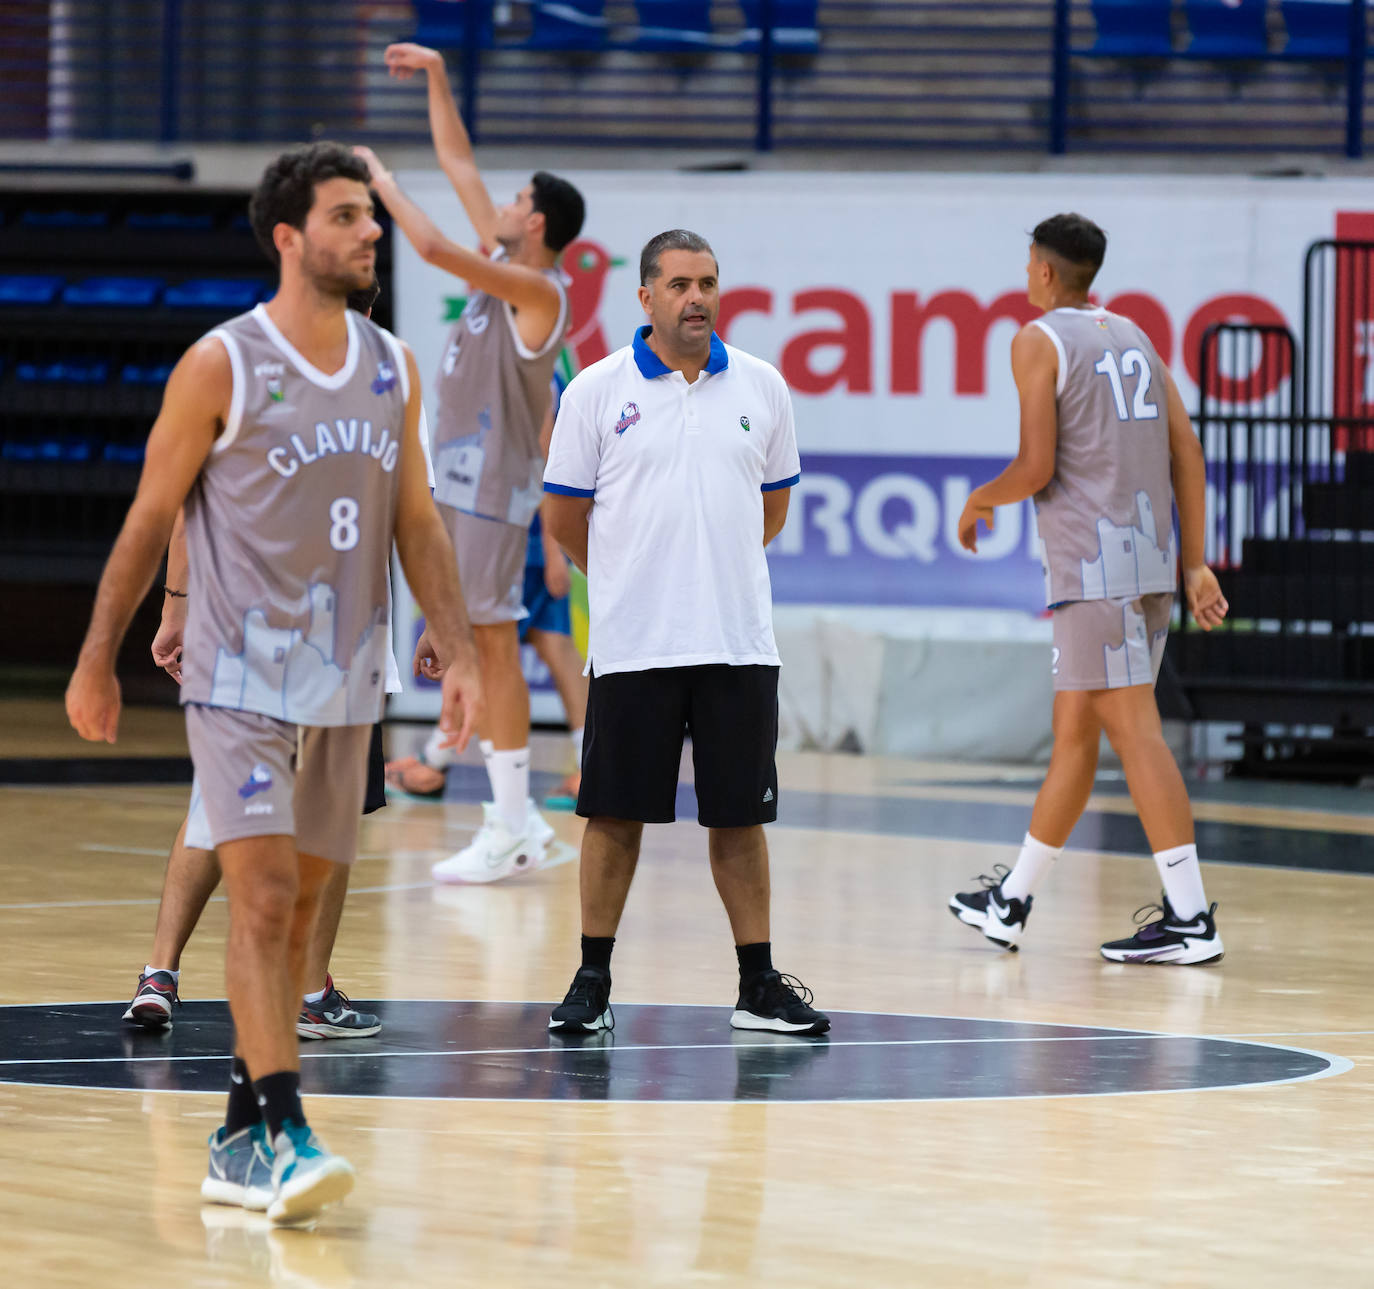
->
[948, 865, 1032, 951]
[122, 969, 180, 1029]
[1100, 897, 1224, 965]
[730, 970, 830, 1035]
[296, 974, 382, 1039]
[548, 965, 614, 1033]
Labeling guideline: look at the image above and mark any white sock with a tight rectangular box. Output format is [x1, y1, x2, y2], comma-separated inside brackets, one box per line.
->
[146, 964, 179, 981]
[1000, 833, 1062, 901]
[1153, 843, 1207, 920]
[303, 985, 328, 1005]
[485, 746, 530, 834]
[570, 725, 585, 767]
[422, 725, 458, 770]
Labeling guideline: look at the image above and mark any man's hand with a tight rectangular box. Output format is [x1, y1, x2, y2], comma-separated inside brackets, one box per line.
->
[353, 145, 392, 190]
[384, 42, 444, 80]
[412, 627, 446, 682]
[66, 660, 121, 743]
[957, 499, 996, 553]
[151, 615, 185, 684]
[433, 654, 484, 756]
[1184, 565, 1229, 631]
[543, 546, 571, 600]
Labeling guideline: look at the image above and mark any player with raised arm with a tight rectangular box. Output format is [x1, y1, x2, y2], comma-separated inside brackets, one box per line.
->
[66, 143, 482, 1225]
[948, 213, 1230, 965]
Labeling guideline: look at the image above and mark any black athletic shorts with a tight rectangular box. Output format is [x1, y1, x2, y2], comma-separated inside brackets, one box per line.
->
[363, 722, 386, 815]
[577, 665, 779, 828]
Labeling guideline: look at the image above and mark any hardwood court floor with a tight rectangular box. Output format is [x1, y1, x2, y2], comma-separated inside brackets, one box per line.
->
[2, 701, 1373, 1288]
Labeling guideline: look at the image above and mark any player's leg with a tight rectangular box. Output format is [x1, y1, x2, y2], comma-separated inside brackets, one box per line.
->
[691, 665, 828, 1036]
[548, 667, 684, 1034]
[122, 803, 221, 1029]
[529, 626, 587, 805]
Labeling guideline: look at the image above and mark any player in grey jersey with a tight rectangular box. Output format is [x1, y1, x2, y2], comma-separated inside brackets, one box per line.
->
[67, 143, 482, 1225]
[948, 213, 1230, 965]
[354, 40, 585, 884]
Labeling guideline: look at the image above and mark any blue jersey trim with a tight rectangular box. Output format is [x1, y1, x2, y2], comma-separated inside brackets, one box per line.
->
[544, 482, 595, 498]
[632, 325, 729, 378]
[761, 473, 800, 493]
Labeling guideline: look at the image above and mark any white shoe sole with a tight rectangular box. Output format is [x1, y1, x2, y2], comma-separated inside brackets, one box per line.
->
[431, 840, 546, 885]
[123, 1000, 173, 1028]
[547, 1009, 612, 1033]
[267, 1158, 355, 1226]
[729, 1010, 829, 1034]
[948, 899, 1023, 950]
[1100, 937, 1224, 965]
[201, 1177, 272, 1212]
[296, 1020, 382, 1040]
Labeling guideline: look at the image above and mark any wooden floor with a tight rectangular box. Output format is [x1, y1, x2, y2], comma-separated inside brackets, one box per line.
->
[2, 699, 1373, 1287]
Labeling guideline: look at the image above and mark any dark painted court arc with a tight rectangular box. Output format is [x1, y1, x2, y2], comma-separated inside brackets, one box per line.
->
[0, 1001, 1344, 1103]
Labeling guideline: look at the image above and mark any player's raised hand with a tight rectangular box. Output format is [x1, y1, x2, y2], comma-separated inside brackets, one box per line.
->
[384, 43, 443, 79]
[957, 498, 995, 553]
[66, 661, 121, 744]
[352, 145, 391, 189]
[1184, 564, 1229, 631]
[434, 653, 484, 756]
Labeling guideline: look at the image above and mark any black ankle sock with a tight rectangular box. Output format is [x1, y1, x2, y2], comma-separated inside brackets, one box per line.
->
[224, 1056, 261, 1136]
[253, 1070, 304, 1139]
[736, 941, 773, 981]
[581, 934, 614, 973]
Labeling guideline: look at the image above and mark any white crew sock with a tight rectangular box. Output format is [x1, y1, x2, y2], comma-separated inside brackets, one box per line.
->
[422, 724, 458, 770]
[485, 745, 530, 834]
[1000, 833, 1063, 901]
[1153, 843, 1207, 920]
[303, 984, 328, 1005]
[146, 964, 180, 981]
[570, 725, 585, 768]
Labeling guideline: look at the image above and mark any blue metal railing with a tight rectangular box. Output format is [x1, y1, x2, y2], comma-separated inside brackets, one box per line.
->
[0, 1, 1370, 157]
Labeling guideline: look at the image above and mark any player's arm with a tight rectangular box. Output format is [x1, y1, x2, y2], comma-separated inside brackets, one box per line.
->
[67, 338, 227, 740]
[1164, 367, 1228, 631]
[543, 495, 591, 575]
[383, 42, 500, 249]
[354, 146, 560, 321]
[151, 508, 189, 684]
[391, 343, 484, 750]
[763, 488, 791, 546]
[958, 324, 1059, 553]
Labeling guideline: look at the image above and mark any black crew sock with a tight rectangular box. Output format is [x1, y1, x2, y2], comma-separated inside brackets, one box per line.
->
[736, 941, 773, 982]
[224, 1056, 262, 1136]
[581, 934, 615, 973]
[253, 1070, 304, 1139]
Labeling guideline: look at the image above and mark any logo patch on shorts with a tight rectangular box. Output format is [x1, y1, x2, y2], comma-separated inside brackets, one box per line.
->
[237, 763, 273, 800]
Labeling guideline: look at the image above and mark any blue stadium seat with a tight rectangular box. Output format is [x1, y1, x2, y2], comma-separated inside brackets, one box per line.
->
[102, 442, 146, 464]
[16, 360, 110, 384]
[526, 1, 606, 50]
[120, 362, 175, 386]
[631, 0, 714, 51]
[62, 277, 164, 308]
[410, 0, 494, 48]
[737, 1, 820, 53]
[0, 275, 64, 306]
[1186, 0, 1269, 57]
[1282, 1, 1358, 58]
[163, 278, 265, 311]
[19, 209, 108, 229]
[127, 211, 216, 230]
[1089, 0, 1173, 55]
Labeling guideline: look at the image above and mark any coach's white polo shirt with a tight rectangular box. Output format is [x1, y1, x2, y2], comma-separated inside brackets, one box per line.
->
[544, 327, 800, 676]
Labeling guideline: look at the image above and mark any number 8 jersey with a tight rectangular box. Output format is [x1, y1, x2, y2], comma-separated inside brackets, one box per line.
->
[180, 304, 408, 726]
[1030, 305, 1178, 608]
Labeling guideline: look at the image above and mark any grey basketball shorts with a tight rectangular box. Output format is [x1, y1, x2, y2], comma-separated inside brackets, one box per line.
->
[438, 503, 529, 626]
[1051, 592, 1174, 691]
[183, 703, 372, 864]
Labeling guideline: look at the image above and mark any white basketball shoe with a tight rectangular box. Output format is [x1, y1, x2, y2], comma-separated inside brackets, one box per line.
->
[430, 802, 547, 884]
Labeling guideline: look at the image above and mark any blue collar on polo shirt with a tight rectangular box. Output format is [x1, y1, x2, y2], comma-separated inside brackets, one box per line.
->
[631, 325, 729, 379]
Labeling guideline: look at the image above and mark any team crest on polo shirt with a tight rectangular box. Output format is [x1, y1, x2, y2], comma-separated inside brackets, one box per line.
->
[614, 401, 641, 435]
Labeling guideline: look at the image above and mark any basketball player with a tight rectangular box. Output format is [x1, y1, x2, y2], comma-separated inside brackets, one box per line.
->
[949, 213, 1229, 964]
[357, 40, 586, 884]
[123, 279, 401, 1041]
[66, 143, 482, 1224]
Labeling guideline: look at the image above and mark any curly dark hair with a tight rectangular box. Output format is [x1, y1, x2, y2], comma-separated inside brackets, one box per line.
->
[249, 142, 372, 266]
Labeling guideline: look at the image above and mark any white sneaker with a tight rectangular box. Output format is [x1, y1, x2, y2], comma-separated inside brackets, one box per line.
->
[526, 798, 555, 851]
[266, 1121, 354, 1226]
[430, 803, 546, 885]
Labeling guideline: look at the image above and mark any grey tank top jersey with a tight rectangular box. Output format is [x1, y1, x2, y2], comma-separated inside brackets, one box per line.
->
[430, 250, 569, 527]
[1031, 307, 1177, 607]
[180, 304, 409, 726]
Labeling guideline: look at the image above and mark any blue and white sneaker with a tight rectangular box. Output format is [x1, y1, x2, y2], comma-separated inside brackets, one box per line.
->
[201, 1122, 275, 1211]
[267, 1120, 355, 1226]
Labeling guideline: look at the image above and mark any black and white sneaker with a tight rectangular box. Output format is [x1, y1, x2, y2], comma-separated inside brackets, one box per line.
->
[296, 974, 382, 1040]
[948, 865, 1032, 950]
[548, 966, 614, 1033]
[122, 969, 180, 1029]
[730, 970, 830, 1035]
[1100, 898, 1224, 965]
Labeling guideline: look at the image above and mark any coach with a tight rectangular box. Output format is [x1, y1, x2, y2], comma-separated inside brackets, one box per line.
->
[541, 228, 829, 1038]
